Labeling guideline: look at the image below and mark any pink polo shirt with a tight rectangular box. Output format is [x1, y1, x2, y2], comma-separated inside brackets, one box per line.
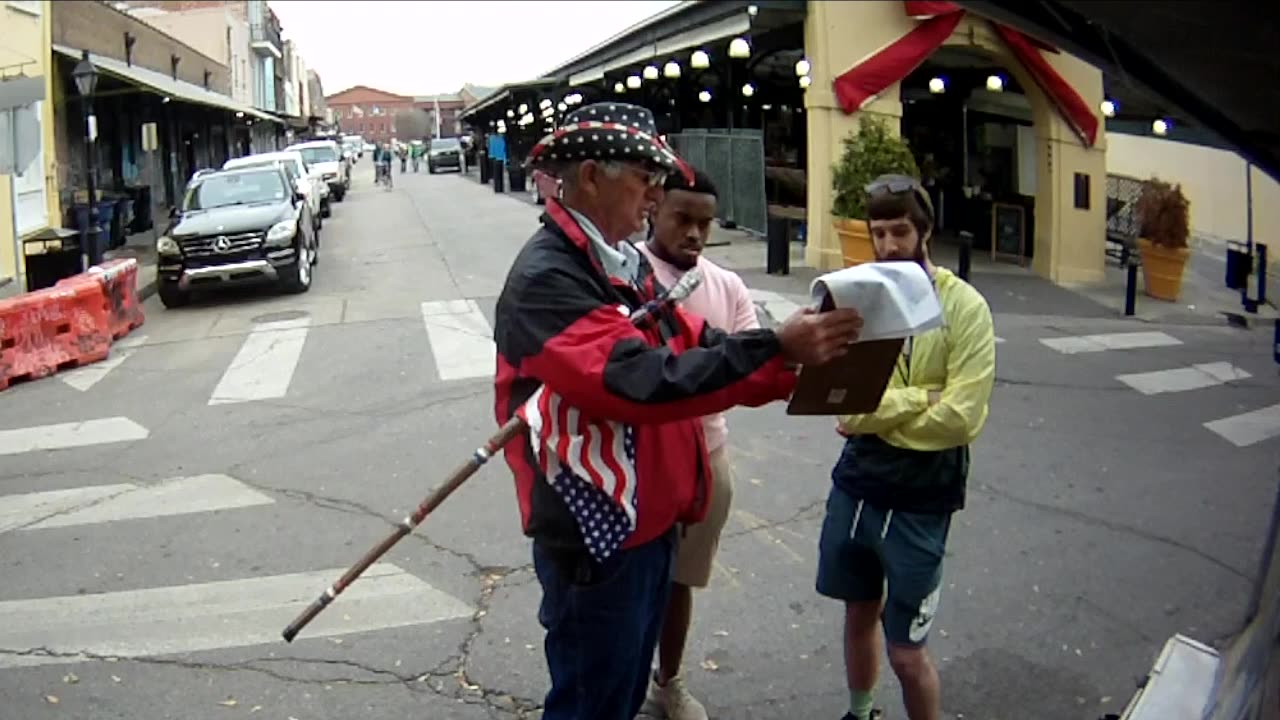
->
[637, 242, 759, 453]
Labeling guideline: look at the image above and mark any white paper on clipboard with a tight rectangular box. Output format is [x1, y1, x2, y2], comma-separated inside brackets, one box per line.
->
[808, 261, 945, 342]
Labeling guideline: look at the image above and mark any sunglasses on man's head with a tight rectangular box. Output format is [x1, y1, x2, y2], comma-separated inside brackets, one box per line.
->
[864, 175, 922, 196]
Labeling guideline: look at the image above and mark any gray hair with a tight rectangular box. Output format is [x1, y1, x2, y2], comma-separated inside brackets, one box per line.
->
[556, 160, 625, 194]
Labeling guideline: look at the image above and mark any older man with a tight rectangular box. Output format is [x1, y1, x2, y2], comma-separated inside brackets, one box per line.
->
[492, 102, 864, 719]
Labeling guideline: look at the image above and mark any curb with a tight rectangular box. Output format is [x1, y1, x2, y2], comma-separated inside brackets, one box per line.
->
[138, 276, 158, 302]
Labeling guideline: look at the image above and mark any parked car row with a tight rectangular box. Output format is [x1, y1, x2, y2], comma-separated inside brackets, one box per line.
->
[154, 139, 354, 309]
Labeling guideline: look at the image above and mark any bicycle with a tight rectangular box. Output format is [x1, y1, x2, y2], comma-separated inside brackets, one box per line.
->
[376, 162, 393, 190]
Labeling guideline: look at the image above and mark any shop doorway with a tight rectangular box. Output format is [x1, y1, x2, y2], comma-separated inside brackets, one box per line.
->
[901, 46, 1039, 261]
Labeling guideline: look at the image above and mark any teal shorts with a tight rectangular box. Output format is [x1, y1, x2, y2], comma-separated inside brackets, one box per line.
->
[816, 485, 952, 646]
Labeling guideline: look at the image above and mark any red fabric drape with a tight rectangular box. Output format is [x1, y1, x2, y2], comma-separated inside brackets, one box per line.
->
[831, 12, 963, 114]
[832, 2, 1098, 147]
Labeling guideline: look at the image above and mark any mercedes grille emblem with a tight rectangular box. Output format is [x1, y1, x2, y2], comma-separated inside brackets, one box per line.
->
[213, 235, 232, 253]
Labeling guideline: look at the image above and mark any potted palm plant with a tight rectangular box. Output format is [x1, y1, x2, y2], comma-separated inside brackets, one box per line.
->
[1135, 177, 1191, 301]
[831, 114, 920, 266]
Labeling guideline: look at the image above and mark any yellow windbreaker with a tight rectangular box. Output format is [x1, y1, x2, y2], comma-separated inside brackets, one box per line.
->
[837, 267, 996, 451]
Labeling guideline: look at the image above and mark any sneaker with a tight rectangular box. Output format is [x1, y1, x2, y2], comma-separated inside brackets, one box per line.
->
[840, 710, 885, 720]
[646, 673, 709, 720]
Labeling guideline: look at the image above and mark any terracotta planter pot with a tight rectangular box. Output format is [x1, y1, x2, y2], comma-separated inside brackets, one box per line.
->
[1137, 237, 1191, 302]
[834, 217, 875, 267]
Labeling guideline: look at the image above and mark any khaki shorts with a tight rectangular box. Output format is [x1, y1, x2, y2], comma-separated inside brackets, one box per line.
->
[674, 447, 734, 588]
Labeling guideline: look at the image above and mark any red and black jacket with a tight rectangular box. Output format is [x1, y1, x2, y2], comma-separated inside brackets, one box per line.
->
[492, 199, 797, 555]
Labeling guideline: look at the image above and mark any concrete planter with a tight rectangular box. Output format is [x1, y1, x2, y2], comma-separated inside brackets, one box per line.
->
[1138, 238, 1191, 302]
[834, 217, 875, 266]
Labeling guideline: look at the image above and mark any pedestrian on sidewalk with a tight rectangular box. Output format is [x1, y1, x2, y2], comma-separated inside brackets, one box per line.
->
[492, 102, 865, 720]
[634, 167, 757, 720]
[816, 174, 996, 720]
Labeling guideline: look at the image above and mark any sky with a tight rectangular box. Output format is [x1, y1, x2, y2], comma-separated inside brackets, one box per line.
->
[268, 0, 681, 98]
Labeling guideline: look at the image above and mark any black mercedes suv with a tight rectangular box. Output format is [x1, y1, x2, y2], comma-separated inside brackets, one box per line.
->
[155, 164, 319, 308]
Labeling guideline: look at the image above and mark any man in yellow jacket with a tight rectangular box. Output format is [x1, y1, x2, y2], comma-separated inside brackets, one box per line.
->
[817, 175, 996, 720]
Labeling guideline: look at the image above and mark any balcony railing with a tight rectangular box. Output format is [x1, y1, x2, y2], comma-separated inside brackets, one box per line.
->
[249, 21, 282, 58]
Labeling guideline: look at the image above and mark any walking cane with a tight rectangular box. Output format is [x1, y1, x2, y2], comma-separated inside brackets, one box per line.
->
[282, 267, 705, 643]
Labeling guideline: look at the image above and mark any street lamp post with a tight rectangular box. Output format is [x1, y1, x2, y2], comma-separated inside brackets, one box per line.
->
[72, 50, 102, 266]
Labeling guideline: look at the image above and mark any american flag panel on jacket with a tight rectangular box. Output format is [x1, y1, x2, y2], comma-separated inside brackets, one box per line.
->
[517, 387, 638, 561]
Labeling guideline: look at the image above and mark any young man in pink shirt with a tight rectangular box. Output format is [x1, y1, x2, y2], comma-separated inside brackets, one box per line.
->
[637, 168, 759, 720]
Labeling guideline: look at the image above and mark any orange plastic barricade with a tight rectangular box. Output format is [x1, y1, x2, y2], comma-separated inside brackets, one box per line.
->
[0, 278, 112, 392]
[58, 258, 145, 340]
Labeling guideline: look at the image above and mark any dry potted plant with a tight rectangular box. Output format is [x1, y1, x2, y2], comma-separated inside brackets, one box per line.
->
[831, 114, 920, 265]
[1135, 177, 1191, 301]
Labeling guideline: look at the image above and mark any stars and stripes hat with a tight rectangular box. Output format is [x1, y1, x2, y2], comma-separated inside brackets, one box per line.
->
[525, 102, 695, 185]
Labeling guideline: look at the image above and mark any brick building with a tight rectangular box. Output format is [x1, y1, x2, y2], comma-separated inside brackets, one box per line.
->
[414, 84, 496, 139]
[326, 85, 415, 143]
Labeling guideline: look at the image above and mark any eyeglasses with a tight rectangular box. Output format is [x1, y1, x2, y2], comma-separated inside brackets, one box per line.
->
[622, 163, 667, 188]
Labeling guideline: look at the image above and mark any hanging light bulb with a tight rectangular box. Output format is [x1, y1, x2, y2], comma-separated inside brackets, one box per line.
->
[928, 77, 945, 94]
[614, 81, 625, 94]
[799, 75, 812, 89]
[698, 90, 712, 103]
[518, 103, 528, 114]
[1152, 118, 1170, 135]
[557, 102, 567, 112]
[728, 37, 750, 59]
[986, 74, 1004, 92]
[690, 50, 710, 69]
[663, 61, 681, 79]
[795, 58, 811, 77]
[540, 98, 552, 109]
[741, 83, 755, 97]
[1100, 99, 1117, 117]
[626, 74, 642, 89]
[643, 65, 659, 80]
[506, 109, 515, 118]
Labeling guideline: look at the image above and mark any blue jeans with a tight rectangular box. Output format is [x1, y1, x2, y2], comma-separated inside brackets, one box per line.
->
[533, 533, 675, 720]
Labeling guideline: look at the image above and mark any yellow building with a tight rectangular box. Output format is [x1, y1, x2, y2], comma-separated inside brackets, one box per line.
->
[0, 0, 59, 295]
[804, 1, 1108, 285]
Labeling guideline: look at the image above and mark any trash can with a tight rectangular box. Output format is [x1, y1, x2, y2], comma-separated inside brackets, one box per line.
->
[24, 230, 84, 292]
[508, 165, 526, 194]
[1226, 241, 1252, 290]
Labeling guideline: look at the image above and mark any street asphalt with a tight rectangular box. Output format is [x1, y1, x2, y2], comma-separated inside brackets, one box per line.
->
[0, 159, 1277, 720]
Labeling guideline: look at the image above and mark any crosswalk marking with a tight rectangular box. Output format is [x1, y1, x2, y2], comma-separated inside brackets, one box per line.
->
[0, 474, 274, 534]
[209, 317, 311, 405]
[1204, 403, 1280, 448]
[0, 417, 149, 456]
[58, 334, 149, 391]
[421, 299, 495, 381]
[1116, 362, 1252, 396]
[0, 562, 473, 669]
[1040, 331, 1182, 354]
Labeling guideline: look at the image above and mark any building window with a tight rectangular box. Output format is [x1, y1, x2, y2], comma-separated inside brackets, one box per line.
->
[7, 0, 40, 15]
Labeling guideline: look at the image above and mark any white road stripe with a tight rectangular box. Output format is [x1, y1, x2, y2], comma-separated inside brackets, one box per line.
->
[0, 417, 149, 456]
[1204, 403, 1280, 447]
[1116, 362, 1252, 395]
[995, 336, 1005, 344]
[421, 299, 496, 381]
[0, 562, 473, 668]
[209, 317, 310, 405]
[0, 474, 274, 534]
[1039, 331, 1182, 354]
[59, 334, 149, 391]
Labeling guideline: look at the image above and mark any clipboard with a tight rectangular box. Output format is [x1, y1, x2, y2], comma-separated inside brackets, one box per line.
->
[785, 293, 905, 416]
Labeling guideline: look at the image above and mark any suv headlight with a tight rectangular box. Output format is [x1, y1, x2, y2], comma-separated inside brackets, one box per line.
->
[265, 220, 296, 247]
[157, 235, 180, 256]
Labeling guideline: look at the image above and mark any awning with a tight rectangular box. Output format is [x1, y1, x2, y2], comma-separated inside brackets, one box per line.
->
[458, 79, 560, 122]
[52, 44, 281, 124]
[567, 13, 753, 87]
[832, 1, 1099, 147]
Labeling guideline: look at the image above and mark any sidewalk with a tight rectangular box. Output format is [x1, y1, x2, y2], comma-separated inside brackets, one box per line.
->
[104, 230, 160, 301]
